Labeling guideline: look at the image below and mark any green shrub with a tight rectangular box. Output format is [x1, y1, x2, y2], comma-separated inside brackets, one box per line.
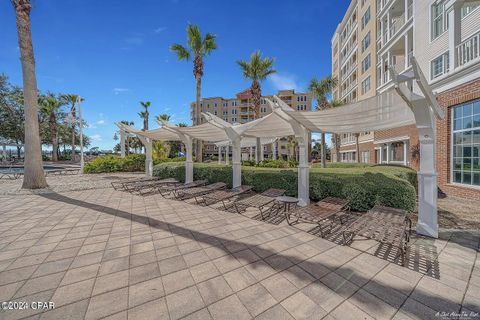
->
[241, 159, 297, 168]
[84, 154, 145, 173]
[317, 162, 374, 168]
[153, 156, 185, 165]
[153, 162, 417, 212]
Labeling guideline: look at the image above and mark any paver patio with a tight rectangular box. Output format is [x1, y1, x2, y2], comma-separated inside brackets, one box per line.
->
[0, 177, 478, 320]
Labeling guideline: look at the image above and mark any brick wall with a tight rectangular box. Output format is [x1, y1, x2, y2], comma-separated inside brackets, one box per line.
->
[338, 141, 376, 163]
[436, 79, 480, 199]
[374, 125, 420, 170]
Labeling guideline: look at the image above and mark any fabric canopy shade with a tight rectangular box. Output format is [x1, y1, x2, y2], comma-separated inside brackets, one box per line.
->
[117, 122, 181, 141]
[278, 88, 416, 134]
[214, 137, 277, 148]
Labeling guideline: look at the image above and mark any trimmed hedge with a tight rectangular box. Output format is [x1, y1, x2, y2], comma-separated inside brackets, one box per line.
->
[153, 162, 417, 212]
[84, 155, 185, 173]
[84, 154, 145, 173]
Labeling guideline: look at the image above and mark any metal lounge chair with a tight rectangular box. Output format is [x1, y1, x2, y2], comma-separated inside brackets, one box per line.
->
[157, 180, 208, 197]
[284, 197, 350, 237]
[174, 182, 227, 200]
[200, 185, 253, 210]
[123, 178, 177, 193]
[342, 206, 412, 266]
[111, 177, 161, 190]
[233, 188, 286, 217]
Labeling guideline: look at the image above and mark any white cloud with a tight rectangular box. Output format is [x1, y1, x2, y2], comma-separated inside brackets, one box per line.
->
[97, 120, 105, 125]
[268, 73, 299, 91]
[154, 27, 167, 33]
[113, 88, 130, 95]
[91, 134, 102, 142]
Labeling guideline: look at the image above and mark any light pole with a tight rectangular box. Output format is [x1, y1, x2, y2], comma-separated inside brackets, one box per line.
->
[77, 96, 84, 173]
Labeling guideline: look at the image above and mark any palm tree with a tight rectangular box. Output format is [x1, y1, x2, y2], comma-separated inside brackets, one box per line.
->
[61, 94, 82, 162]
[237, 51, 276, 162]
[139, 101, 151, 131]
[171, 24, 217, 162]
[119, 120, 134, 155]
[177, 122, 188, 154]
[40, 95, 64, 161]
[156, 114, 171, 122]
[330, 99, 344, 163]
[308, 75, 338, 168]
[12, 0, 47, 188]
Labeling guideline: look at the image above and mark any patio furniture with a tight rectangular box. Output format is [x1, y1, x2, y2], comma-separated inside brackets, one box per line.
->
[200, 185, 253, 210]
[158, 180, 208, 197]
[174, 182, 227, 200]
[284, 197, 350, 237]
[233, 188, 286, 217]
[123, 178, 178, 194]
[111, 177, 162, 191]
[342, 206, 412, 266]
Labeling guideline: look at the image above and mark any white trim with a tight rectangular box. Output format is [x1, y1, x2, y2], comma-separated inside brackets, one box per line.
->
[449, 182, 480, 191]
[374, 136, 410, 144]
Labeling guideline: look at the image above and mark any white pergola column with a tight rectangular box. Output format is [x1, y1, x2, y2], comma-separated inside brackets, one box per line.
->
[255, 137, 261, 162]
[272, 141, 277, 160]
[403, 140, 409, 166]
[137, 136, 153, 177]
[145, 138, 153, 177]
[225, 146, 229, 165]
[217, 146, 222, 164]
[249, 147, 253, 160]
[232, 138, 242, 188]
[184, 136, 193, 183]
[297, 130, 310, 206]
[260, 144, 264, 161]
[120, 130, 126, 157]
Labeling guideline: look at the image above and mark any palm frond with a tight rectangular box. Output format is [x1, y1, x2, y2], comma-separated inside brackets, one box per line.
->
[170, 44, 190, 61]
[187, 24, 202, 55]
[203, 32, 217, 55]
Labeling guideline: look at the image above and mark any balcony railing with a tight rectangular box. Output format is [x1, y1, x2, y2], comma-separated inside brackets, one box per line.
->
[389, 11, 406, 39]
[456, 31, 480, 67]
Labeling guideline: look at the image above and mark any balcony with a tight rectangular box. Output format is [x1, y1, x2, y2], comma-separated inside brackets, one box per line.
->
[456, 31, 480, 68]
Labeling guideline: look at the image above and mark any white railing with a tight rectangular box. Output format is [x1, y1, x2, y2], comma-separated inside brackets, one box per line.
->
[456, 31, 480, 67]
[389, 11, 406, 39]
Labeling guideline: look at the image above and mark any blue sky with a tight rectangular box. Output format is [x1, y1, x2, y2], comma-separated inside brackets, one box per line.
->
[1, 0, 350, 150]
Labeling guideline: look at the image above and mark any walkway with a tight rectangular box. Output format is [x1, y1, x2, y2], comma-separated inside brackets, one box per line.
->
[0, 184, 478, 319]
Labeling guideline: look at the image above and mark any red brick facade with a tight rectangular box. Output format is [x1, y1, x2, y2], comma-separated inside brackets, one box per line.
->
[374, 125, 420, 170]
[436, 79, 480, 199]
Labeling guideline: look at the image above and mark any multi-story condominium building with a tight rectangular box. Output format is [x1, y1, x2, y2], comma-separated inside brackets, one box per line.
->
[332, 0, 480, 198]
[190, 89, 312, 159]
[331, 0, 377, 163]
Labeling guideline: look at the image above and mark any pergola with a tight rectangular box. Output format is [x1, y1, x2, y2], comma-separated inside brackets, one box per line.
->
[116, 58, 443, 238]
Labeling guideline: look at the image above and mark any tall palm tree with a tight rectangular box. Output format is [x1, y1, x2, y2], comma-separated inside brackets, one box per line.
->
[40, 95, 64, 161]
[330, 99, 344, 163]
[237, 51, 276, 162]
[61, 94, 82, 161]
[139, 101, 151, 131]
[12, 0, 47, 188]
[308, 75, 337, 168]
[119, 120, 134, 155]
[171, 24, 217, 162]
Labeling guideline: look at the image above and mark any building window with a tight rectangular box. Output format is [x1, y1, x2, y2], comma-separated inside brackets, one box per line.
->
[361, 0, 367, 7]
[361, 54, 371, 73]
[361, 32, 371, 53]
[361, 7, 370, 30]
[461, 5, 478, 18]
[231, 101, 237, 106]
[232, 109, 237, 114]
[390, 142, 405, 162]
[431, 1, 448, 40]
[361, 151, 369, 163]
[361, 76, 371, 94]
[452, 100, 480, 186]
[431, 52, 449, 79]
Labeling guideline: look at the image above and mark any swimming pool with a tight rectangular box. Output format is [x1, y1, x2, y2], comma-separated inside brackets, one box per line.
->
[0, 166, 66, 174]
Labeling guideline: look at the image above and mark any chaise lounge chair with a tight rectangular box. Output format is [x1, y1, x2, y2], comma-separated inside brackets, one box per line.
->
[233, 188, 286, 217]
[174, 182, 227, 200]
[199, 185, 253, 210]
[342, 206, 412, 266]
[157, 180, 208, 197]
[111, 177, 162, 191]
[285, 197, 350, 237]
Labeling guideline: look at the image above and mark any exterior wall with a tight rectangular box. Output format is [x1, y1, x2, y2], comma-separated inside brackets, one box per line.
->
[436, 79, 480, 199]
[374, 125, 420, 169]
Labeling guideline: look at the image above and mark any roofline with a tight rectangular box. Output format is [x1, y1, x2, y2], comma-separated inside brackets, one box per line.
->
[331, 0, 358, 44]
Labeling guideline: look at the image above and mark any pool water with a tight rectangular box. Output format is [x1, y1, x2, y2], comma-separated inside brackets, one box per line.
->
[0, 166, 65, 173]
